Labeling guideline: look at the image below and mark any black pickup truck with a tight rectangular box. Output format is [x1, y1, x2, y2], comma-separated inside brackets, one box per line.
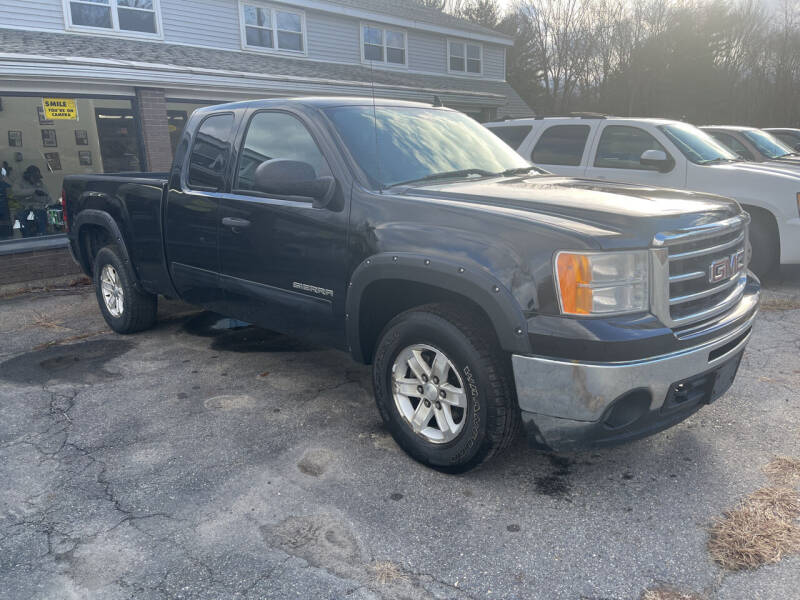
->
[63, 98, 760, 472]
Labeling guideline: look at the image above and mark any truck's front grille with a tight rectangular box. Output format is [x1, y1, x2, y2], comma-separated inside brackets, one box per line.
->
[653, 216, 749, 328]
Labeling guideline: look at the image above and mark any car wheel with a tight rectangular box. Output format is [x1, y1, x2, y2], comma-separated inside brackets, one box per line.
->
[748, 213, 779, 278]
[372, 303, 519, 473]
[93, 245, 157, 334]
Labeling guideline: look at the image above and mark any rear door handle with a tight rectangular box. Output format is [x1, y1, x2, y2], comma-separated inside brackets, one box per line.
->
[222, 217, 251, 229]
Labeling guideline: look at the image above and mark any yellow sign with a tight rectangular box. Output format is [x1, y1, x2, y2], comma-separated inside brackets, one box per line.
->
[42, 98, 78, 120]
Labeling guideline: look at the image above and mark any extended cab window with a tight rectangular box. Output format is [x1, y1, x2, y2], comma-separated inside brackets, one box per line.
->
[235, 112, 329, 192]
[709, 132, 754, 161]
[532, 125, 590, 166]
[487, 125, 532, 150]
[594, 125, 668, 170]
[187, 113, 235, 191]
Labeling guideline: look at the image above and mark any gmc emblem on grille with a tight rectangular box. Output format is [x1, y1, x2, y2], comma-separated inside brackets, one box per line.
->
[709, 249, 745, 283]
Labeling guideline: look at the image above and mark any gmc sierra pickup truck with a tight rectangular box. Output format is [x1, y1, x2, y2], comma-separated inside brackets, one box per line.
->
[64, 98, 760, 472]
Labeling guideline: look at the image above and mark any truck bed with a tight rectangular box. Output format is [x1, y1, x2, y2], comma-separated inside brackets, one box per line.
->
[63, 172, 174, 297]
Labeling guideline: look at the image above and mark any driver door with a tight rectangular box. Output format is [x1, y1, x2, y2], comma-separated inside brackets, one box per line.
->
[585, 124, 686, 189]
[217, 110, 348, 345]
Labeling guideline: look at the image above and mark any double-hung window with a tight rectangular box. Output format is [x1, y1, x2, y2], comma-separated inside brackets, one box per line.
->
[66, 0, 160, 35]
[362, 24, 407, 66]
[241, 2, 305, 54]
[448, 41, 481, 74]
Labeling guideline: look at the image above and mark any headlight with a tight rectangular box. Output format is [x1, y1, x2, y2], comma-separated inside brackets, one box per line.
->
[554, 250, 649, 316]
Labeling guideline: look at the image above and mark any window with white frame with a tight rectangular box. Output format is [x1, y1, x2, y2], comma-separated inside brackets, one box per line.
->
[362, 24, 406, 66]
[448, 41, 482, 74]
[241, 2, 305, 53]
[66, 0, 159, 35]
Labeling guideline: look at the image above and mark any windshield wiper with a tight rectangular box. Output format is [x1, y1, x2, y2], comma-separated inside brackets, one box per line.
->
[389, 168, 496, 187]
[497, 166, 548, 176]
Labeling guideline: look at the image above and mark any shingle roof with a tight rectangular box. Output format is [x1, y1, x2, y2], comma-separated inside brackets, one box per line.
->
[328, 0, 512, 39]
[0, 28, 533, 117]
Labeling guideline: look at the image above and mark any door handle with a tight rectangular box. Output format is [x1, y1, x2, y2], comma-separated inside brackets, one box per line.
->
[222, 217, 251, 230]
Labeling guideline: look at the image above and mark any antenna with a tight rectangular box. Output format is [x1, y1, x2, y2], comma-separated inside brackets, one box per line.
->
[370, 60, 383, 193]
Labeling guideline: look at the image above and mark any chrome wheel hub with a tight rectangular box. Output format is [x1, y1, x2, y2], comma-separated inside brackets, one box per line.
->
[391, 344, 468, 444]
[100, 264, 124, 318]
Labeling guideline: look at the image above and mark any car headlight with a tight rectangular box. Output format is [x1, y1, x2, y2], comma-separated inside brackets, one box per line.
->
[554, 250, 649, 316]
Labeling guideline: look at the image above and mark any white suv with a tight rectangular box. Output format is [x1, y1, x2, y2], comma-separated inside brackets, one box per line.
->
[485, 117, 800, 275]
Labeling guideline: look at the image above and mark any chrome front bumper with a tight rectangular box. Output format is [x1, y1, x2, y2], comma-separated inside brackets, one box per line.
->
[512, 307, 757, 452]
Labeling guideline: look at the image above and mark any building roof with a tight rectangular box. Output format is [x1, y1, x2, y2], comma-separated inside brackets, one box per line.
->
[0, 28, 532, 118]
[328, 0, 512, 40]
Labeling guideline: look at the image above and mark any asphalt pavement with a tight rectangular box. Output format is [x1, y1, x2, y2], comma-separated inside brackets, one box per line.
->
[1, 269, 798, 600]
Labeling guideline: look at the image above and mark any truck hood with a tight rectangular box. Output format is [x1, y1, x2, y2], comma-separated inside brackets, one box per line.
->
[402, 174, 742, 246]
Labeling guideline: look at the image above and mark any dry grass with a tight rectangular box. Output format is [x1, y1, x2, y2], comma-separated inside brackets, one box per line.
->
[30, 310, 69, 331]
[764, 456, 800, 488]
[707, 486, 800, 571]
[369, 561, 408, 585]
[760, 296, 800, 311]
[642, 587, 704, 600]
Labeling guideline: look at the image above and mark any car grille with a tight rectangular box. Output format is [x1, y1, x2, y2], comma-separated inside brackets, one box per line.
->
[654, 216, 748, 328]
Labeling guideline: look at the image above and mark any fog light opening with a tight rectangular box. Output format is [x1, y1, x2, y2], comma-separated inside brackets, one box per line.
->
[603, 389, 652, 430]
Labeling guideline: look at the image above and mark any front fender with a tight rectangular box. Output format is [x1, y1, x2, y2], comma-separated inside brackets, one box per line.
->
[345, 252, 533, 362]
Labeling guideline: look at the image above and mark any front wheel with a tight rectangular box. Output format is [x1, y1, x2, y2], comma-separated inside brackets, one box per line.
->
[372, 304, 519, 473]
[93, 245, 157, 334]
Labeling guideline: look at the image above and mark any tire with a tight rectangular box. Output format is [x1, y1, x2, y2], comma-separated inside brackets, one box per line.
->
[372, 303, 520, 473]
[748, 212, 779, 278]
[93, 245, 157, 334]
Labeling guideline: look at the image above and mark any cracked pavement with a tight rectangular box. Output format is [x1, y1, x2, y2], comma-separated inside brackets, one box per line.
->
[1, 269, 799, 600]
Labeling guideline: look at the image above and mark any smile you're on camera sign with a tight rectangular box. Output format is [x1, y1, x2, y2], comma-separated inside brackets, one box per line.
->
[42, 98, 78, 120]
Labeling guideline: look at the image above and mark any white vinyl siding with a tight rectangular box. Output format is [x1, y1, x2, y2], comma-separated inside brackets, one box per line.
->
[407, 30, 446, 74]
[305, 10, 360, 63]
[482, 44, 505, 80]
[0, 0, 65, 31]
[161, 0, 240, 51]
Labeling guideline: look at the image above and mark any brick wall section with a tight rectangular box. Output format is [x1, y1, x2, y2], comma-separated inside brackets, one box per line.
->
[0, 247, 81, 286]
[135, 87, 173, 172]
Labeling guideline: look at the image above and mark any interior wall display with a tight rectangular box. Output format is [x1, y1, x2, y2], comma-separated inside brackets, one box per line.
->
[78, 151, 92, 166]
[42, 98, 78, 120]
[44, 152, 62, 171]
[37, 106, 53, 125]
[8, 130, 22, 147]
[75, 129, 89, 145]
[41, 129, 57, 147]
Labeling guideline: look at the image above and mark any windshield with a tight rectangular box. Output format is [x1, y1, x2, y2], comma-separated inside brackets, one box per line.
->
[659, 123, 739, 165]
[741, 129, 794, 159]
[324, 106, 531, 188]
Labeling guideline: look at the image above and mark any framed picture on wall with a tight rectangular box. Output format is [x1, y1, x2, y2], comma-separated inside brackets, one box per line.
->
[75, 130, 89, 146]
[41, 129, 57, 147]
[78, 151, 92, 166]
[44, 152, 62, 171]
[8, 130, 22, 147]
[37, 106, 53, 125]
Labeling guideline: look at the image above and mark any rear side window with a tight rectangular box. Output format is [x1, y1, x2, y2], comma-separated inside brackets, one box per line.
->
[487, 125, 532, 149]
[187, 113, 235, 191]
[531, 125, 590, 166]
[594, 125, 668, 170]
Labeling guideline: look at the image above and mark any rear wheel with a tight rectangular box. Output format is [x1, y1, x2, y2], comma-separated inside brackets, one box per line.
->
[93, 245, 157, 334]
[372, 303, 519, 473]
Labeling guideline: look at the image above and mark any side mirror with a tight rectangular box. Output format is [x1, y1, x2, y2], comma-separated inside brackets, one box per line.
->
[253, 159, 335, 208]
[640, 149, 673, 173]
